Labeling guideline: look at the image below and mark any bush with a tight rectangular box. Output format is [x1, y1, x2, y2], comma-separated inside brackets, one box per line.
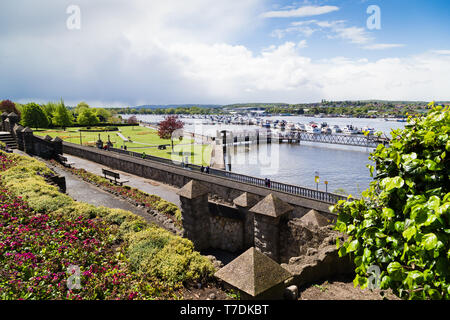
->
[128, 228, 215, 285]
[1, 151, 214, 292]
[332, 105, 449, 300]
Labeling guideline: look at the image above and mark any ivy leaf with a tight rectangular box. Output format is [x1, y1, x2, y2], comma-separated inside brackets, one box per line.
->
[381, 177, 404, 192]
[382, 207, 395, 219]
[402, 226, 416, 241]
[347, 240, 360, 253]
[424, 160, 438, 171]
[421, 233, 438, 251]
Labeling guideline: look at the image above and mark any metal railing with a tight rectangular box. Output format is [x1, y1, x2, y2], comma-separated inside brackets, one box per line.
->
[108, 146, 348, 204]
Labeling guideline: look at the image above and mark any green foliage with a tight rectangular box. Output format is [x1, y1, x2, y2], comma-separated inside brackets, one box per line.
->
[74, 101, 90, 115]
[332, 105, 450, 300]
[128, 228, 215, 285]
[1, 151, 214, 292]
[53, 99, 73, 128]
[20, 102, 49, 129]
[77, 108, 99, 126]
[94, 108, 112, 122]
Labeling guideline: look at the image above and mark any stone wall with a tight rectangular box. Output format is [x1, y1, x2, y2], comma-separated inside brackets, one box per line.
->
[62, 141, 334, 216]
[208, 214, 243, 252]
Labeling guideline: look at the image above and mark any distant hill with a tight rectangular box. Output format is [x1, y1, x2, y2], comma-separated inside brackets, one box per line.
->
[133, 104, 222, 109]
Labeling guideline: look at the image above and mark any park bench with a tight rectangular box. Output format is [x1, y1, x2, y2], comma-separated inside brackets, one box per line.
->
[57, 154, 75, 168]
[102, 168, 129, 186]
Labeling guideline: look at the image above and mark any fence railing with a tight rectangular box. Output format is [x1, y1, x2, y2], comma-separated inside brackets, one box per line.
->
[108, 147, 348, 204]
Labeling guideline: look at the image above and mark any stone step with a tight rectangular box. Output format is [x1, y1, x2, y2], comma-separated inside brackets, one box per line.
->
[0, 133, 18, 149]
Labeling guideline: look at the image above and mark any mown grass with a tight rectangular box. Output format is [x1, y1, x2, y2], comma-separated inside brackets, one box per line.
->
[34, 126, 210, 165]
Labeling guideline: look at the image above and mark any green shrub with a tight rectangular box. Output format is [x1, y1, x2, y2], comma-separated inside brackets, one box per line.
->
[127, 227, 215, 285]
[332, 105, 449, 300]
[1, 151, 214, 288]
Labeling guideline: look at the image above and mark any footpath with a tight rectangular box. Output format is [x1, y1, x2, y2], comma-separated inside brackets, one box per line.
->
[13, 150, 182, 235]
[59, 153, 181, 207]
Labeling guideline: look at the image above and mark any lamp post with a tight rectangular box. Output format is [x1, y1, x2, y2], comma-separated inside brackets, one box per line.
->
[324, 180, 328, 193]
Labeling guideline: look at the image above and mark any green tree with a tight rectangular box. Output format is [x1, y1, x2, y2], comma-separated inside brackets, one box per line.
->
[332, 104, 449, 300]
[94, 108, 111, 122]
[77, 108, 99, 126]
[21, 103, 49, 129]
[52, 99, 73, 129]
[74, 101, 90, 116]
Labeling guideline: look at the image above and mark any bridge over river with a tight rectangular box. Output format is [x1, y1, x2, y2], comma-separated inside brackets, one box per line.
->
[216, 129, 390, 148]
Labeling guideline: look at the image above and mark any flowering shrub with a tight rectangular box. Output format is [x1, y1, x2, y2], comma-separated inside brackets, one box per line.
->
[1, 151, 214, 297]
[0, 177, 178, 299]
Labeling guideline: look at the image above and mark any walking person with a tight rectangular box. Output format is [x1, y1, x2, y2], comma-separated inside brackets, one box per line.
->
[200, 165, 205, 173]
[205, 166, 210, 174]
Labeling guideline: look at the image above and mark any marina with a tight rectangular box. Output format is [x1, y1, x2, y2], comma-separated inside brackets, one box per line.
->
[123, 114, 406, 197]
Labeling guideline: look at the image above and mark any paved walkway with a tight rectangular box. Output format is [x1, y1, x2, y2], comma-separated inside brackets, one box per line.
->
[62, 153, 181, 207]
[13, 150, 179, 232]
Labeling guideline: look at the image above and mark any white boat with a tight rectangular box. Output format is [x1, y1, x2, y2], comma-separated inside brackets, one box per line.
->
[295, 123, 306, 131]
[305, 124, 321, 134]
[321, 126, 332, 134]
[331, 125, 342, 133]
[343, 125, 358, 135]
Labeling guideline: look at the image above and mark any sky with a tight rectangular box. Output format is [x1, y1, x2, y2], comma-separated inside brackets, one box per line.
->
[1, 0, 450, 107]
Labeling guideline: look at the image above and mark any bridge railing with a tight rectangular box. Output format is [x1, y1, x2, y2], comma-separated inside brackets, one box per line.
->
[108, 146, 348, 204]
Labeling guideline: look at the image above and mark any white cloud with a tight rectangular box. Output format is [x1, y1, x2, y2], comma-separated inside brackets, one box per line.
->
[261, 5, 339, 18]
[363, 43, 405, 50]
[273, 20, 404, 50]
[0, 1, 447, 106]
[431, 50, 450, 55]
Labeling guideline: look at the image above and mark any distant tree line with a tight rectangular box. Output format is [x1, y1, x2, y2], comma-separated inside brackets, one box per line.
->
[112, 101, 429, 117]
[0, 99, 123, 130]
[111, 106, 225, 115]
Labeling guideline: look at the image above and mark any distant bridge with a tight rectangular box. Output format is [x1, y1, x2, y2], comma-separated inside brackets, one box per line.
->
[217, 130, 390, 148]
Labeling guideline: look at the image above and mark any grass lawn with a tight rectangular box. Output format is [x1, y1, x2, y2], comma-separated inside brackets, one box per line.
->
[34, 126, 211, 165]
[127, 143, 212, 166]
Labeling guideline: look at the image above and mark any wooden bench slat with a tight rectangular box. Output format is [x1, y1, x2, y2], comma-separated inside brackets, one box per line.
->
[102, 168, 128, 185]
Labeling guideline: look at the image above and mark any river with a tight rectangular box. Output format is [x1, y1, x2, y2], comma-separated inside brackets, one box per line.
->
[122, 114, 406, 196]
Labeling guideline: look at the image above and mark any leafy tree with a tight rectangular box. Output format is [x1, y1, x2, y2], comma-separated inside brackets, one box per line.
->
[74, 101, 90, 116]
[332, 104, 449, 300]
[42, 101, 58, 126]
[94, 108, 111, 122]
[77, 108, 99, 126]
[52, 99, 73, 129]
[0, 99, 21, 119]
[127, 115, 138, 124]
[157, 115, 184, 151]
[21, 103, 49, 129]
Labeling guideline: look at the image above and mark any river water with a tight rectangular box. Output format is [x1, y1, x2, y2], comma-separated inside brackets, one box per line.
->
[123, 114, 406, 196]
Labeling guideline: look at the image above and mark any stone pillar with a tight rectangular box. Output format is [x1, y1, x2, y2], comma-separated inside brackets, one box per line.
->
[52, 136, 63, 156]
[249, 194, 293, 263]
[7, 112, 19, 133]
[1, 112, 8, 131]
[177, 180, 210, 251]
[233, 192, 260, 250]
[14, 124, 24, 151]
[22, 127, 34, 155]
